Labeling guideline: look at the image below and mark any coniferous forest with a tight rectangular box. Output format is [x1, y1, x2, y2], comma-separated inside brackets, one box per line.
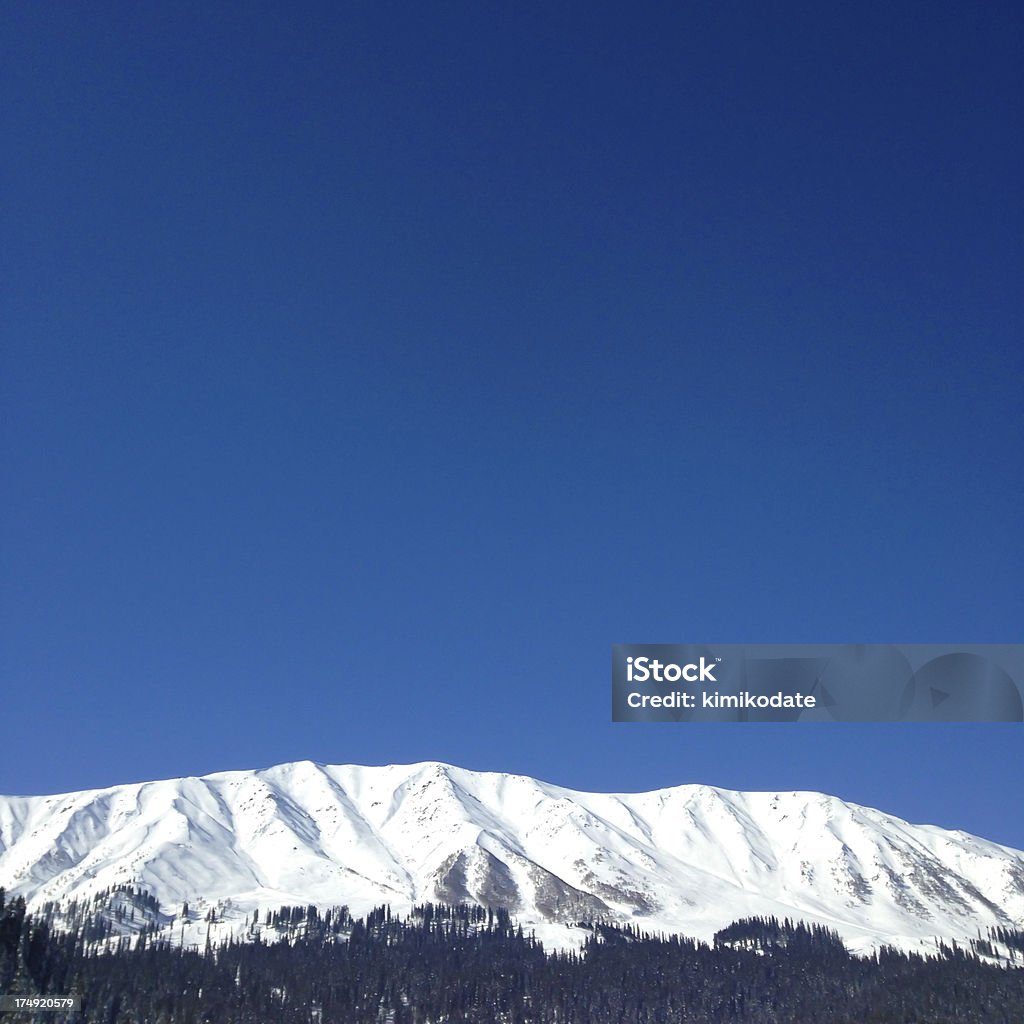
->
[2, 889, 1023, 1024]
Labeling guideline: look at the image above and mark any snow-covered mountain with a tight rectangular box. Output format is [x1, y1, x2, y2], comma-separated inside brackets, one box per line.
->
[2, 760, 1022, 956]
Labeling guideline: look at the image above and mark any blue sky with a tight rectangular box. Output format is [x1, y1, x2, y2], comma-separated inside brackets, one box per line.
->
[3, 3, 1022, 848]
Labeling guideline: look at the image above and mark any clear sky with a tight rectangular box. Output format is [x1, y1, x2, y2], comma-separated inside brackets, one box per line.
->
[3, 4, 1022, 848]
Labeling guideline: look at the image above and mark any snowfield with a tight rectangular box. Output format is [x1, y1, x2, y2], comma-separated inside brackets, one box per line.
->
[2, 760, 1022, 955]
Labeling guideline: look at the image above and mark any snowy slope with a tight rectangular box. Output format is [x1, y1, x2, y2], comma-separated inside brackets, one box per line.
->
[1, 760, 1022, 955]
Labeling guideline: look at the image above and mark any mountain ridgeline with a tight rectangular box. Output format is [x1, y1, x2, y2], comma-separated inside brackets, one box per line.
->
[2, 761, 1023, 958]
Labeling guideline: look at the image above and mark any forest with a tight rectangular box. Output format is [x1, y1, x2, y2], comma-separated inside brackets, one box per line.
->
[2, 887, 1023, 1023]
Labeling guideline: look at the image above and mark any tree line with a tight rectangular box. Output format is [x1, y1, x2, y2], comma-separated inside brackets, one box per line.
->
[2, 887, 1023, 1023]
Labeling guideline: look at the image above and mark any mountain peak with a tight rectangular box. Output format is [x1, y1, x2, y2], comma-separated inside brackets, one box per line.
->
[2, 760, 1022, 957]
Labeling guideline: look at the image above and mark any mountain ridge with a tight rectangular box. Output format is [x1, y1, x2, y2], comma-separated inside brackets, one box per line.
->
[2, 759, 1022, 955]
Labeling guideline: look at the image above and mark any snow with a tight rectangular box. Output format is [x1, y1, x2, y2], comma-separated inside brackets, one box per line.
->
[1, 759, 1021, 956]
